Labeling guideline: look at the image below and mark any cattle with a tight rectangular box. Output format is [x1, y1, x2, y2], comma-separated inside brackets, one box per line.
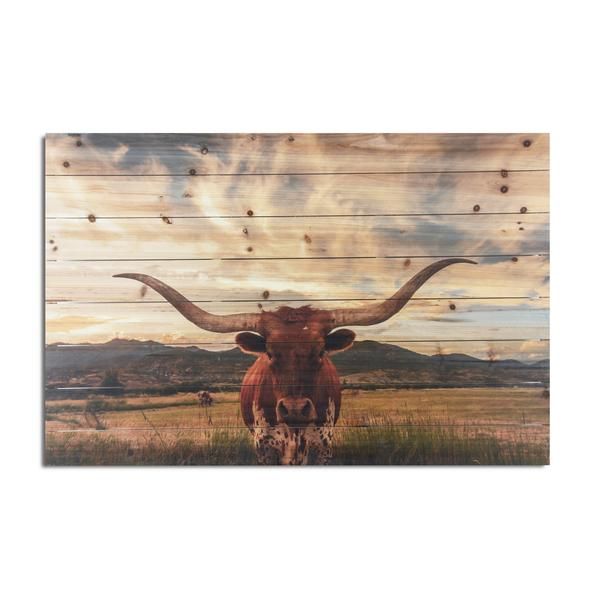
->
[198, 390, 213, 407]
[114, 258, 475, 464]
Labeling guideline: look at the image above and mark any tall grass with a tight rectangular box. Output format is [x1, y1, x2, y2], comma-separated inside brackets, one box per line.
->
[332, 420, 547, 465]
[45, 414, 548, 466]
[45, 430, 257, 466]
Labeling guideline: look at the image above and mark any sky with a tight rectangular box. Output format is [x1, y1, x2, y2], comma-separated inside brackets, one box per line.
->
[45, 134, 549, 361]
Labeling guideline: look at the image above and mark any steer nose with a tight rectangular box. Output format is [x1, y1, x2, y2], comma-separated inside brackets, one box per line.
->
[276, 397, 317, 425]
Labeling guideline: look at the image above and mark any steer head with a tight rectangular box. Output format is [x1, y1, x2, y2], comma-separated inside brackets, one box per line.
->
[114, 258, 475, 464]
[234, 308, 356, 427]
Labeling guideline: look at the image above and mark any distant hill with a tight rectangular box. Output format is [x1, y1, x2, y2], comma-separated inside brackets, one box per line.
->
[45, 338, 549, 397]
[45, 338, 251, 372]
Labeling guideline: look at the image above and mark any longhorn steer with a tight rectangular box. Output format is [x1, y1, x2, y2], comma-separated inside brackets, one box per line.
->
[115, 258, 475, 465]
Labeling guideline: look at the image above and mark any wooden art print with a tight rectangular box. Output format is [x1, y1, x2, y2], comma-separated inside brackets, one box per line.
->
[44, 134, 549, 465]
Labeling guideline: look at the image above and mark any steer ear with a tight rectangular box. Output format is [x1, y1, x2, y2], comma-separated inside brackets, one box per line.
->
[325, 329, 356, 354]
[236, 332, 267, 355]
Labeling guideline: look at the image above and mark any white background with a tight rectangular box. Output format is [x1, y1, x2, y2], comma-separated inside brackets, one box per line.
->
[1, 1, 598, 599]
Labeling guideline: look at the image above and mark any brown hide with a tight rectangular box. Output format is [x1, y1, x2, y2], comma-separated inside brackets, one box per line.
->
[235, 306, 349, 428]
[240, 352, 342, 428]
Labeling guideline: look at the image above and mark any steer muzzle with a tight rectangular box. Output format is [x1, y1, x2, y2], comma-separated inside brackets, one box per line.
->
[276, 397, 317, 425]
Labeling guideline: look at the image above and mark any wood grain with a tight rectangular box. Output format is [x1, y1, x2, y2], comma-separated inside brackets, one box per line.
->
[46, 133, 549, 175]
[43, 133, 550, 467]
[44, 387, 550, 432]
[46, 298, 549, 345]
[45, 254, 549, 303]
[46, 213, 548, 261]
[45, 423, 549, 432]
[46, 340, 548, 366]
[45, 171, 548, 217]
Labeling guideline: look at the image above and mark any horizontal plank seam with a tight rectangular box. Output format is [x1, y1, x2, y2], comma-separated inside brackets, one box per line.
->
[45, 169, 550, 177]
[48, 382, 549, 391]
[46, 253, 550, 263]
[46, 212, 550, 219]
[46, 424, 549, 433]
[46, 358, 548, 368]
[50, 338, 550, 347]
[46, 296, 550, 305]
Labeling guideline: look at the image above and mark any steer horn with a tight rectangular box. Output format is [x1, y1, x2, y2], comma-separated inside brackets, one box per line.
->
[113, 273, 261, 333]
[328, 258, 477, 327]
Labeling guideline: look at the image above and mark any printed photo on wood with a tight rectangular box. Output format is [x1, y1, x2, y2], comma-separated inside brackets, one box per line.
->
[44, 133, 550, 465]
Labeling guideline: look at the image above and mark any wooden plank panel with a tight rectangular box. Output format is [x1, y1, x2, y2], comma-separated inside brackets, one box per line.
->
[46, 133, 549, 175]
[46, 213, 549, 260]
[45, 255, 549, 303]
[45, 423, 550, 432]
[44, 390, 550, 431]
[43, 133, 551, 467]
[46, 254, 549, 302]
[45, 171, 549, 217]
[46, 339, 549, 362]
[47, 297, 549, 315]
[45, 298, 549, 346]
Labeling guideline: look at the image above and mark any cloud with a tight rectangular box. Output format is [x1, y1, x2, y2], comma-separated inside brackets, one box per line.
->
[46, 134, 549, 356]
[46, 315, 105, 333]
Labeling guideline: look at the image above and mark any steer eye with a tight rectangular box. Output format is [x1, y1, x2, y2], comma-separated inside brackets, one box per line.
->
[319, 349, 326, 358]
[266, 351, 273, 360]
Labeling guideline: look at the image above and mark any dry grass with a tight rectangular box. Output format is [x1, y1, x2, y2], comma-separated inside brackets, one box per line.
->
[44, 387, 549, 466]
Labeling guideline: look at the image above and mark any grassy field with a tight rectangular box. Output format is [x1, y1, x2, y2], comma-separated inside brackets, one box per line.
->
[45, 388, 549, 465]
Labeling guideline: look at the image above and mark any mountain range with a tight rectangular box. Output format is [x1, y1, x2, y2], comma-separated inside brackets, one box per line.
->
[45, 338, 549, 397]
